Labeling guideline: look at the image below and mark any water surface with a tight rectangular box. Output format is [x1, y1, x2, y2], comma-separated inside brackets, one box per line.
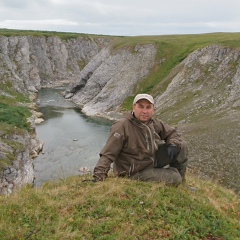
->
[34, 87, 111, 186]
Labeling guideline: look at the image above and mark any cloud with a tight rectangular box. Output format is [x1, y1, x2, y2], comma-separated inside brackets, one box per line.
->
[0, 19, 78, 32]
[0, 0, 240, 36]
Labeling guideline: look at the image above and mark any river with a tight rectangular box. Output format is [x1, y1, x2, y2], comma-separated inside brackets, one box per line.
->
[34, 86, 112, 186]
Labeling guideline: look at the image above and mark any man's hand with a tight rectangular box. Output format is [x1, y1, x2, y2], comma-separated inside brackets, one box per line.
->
[167, 144, 179, 161]
[82, 178, 97, 183]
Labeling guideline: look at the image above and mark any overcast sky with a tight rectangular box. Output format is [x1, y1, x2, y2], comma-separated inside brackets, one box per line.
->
[0, 0, 240, 36]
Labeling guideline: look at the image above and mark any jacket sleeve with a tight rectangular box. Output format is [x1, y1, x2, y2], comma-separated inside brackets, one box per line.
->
[93, 119, 126, 181]
[153, 118, 183, 148]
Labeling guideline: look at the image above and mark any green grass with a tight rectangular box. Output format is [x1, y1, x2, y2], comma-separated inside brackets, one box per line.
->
[0, 81, 31, 129]
[0, 28, 116, 40]
[0, 102, 31, 130]
[0, 174, 239, 240]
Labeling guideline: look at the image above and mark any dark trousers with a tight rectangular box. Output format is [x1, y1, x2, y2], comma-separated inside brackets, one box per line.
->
[131, 141, 188, 186]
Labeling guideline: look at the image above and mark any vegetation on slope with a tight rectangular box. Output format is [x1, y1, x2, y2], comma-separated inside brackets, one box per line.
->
[0, 174, 239, 239]
[0, 102, 31, 130]
[0, 81, 31, 171]
[0, 28, 117, 40]
[0, 82, 31, 127]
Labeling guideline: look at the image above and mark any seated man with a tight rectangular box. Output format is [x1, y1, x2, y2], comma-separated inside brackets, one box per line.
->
[93, 93, 188, 185]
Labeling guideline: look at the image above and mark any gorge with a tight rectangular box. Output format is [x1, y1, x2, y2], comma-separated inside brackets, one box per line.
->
[0, 31, 240, 194]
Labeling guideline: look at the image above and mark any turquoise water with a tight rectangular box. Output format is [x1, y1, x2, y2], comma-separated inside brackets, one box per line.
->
[34, 87, 111, 186]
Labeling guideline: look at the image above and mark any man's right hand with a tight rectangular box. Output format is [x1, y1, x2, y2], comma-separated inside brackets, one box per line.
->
[82, 178, 97, 183]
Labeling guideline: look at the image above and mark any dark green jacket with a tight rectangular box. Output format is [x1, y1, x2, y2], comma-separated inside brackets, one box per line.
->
[93, 112, 183, 181]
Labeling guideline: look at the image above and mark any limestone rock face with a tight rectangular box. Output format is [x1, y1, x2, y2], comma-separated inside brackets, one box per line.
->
[0, 127, 42, 195]
[66, 44, 157, 116]
[154, 45, 240, 113]
[0, 36, 110, 92]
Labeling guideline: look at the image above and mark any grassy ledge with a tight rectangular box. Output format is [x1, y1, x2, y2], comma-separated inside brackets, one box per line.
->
[0, 174, 239, 240]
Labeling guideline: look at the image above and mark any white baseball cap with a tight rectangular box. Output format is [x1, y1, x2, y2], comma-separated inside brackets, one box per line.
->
[133, 94, 154, 105]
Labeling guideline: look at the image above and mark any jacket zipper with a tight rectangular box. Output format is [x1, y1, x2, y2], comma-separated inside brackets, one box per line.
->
[144, 124, 154, 155]
[145, 133, 150, 150]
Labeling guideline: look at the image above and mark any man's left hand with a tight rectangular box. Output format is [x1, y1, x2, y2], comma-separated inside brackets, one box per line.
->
[167, 144, 179, 161]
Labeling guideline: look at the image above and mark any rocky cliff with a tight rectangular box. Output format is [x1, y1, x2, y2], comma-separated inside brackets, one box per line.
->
[65, 44, 157, 117]
[1, 34, 240, 193]
[0, 35, 110, 194]
[0, 35, 110, 92]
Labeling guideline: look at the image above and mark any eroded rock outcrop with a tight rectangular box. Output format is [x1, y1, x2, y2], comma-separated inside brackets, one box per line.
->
[66, 44, 157, 117]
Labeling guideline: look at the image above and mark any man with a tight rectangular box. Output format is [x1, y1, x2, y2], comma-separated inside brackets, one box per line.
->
[93, 93, 188, 185]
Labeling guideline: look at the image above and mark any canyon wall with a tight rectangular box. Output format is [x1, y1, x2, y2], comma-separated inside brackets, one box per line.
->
[1, 34, 240, 193]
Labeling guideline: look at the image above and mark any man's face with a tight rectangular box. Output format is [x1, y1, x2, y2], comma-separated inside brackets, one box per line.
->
[133, 99, 154, 123]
